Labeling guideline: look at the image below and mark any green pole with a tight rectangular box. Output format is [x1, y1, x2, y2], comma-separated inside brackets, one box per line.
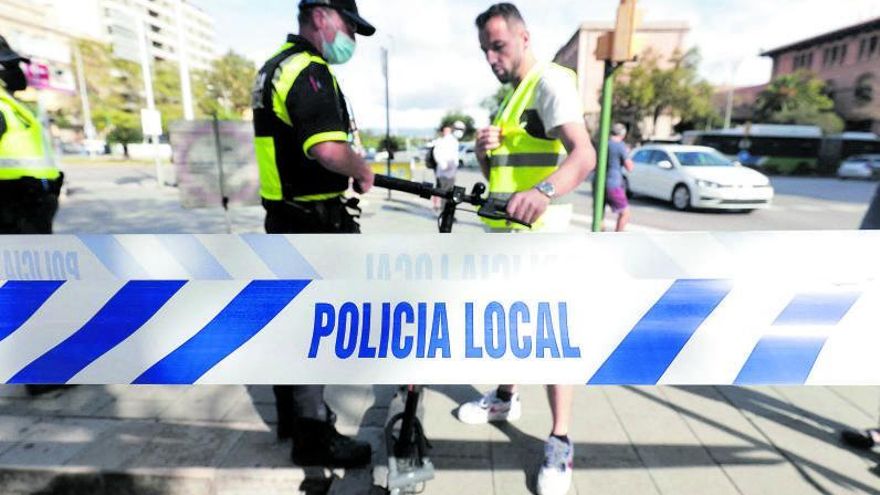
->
[592, 61, 617, 233]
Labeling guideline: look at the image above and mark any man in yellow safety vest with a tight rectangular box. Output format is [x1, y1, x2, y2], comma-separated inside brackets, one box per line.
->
[456, 4, 597, 495]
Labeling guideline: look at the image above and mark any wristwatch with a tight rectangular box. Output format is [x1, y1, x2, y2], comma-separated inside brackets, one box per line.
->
[534, 181, 557, 199]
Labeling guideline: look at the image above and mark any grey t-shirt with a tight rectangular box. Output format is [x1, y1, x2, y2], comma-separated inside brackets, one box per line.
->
[606, 140, 629, 189]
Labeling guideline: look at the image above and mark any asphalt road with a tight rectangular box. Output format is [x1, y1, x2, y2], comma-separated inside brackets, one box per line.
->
[55, 161, 878, 235]
[449, 168, 878, 232]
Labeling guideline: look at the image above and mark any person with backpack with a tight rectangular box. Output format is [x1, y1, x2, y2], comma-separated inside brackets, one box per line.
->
[431, 122, 464, 210]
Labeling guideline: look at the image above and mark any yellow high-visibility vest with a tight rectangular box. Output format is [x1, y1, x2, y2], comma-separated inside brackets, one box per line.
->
[484, 63, 575, 230]
[0, 87, 59, 181]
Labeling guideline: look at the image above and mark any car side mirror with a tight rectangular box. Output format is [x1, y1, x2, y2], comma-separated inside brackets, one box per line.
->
[658, 160, 673, 170]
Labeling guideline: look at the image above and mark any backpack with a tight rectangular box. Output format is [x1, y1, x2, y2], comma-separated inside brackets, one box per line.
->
[425, 145, 438, 170]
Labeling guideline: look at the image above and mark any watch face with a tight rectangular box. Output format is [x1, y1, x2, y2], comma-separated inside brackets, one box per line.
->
[538, 182, 556, 198]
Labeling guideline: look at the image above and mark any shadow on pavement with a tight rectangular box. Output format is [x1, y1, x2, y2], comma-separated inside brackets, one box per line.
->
[628, 386, 880, 494]
[28, 472, 167, 495]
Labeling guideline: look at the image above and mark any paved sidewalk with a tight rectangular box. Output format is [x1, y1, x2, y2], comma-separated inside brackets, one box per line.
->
[0, 163, 878, 494]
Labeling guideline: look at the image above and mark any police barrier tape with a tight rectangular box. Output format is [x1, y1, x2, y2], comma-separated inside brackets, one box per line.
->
[2, 231, 880, 282]
[1, 233, 879, 386]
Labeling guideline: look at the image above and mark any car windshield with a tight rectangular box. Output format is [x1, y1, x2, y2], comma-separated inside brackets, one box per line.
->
[674, 151, 733, 167]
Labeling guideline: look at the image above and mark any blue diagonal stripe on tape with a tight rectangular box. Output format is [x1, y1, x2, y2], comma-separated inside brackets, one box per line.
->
[0, 281, 65, 342]
[241, 235, 320, 279]
[158, 235, 231, 280]
[735, 292, 860, 385]
[78, 235, 150, 279]
[8, 281, 186, 385]
[133, 280, 310, 385]
[588, 279, 733, 385]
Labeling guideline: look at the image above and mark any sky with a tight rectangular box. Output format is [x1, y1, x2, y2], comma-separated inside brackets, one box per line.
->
[192, 0, 880, 131]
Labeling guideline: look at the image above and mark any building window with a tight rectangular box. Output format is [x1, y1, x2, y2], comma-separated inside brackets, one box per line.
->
[855, 73, 875, 104]
[795, 52, 815, 70]
[870, 36, 879, 58]
[840, 44, 847, 65]
[824, 79, 836, 99]
[860, 38, 869, 60]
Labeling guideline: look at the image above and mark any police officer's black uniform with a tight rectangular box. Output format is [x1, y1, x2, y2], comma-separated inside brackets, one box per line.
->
[0, 36, 63, 235]
[251, 0, 374, 469]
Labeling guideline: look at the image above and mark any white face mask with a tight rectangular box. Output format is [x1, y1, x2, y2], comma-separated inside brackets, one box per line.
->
[453, 130, 465, 140]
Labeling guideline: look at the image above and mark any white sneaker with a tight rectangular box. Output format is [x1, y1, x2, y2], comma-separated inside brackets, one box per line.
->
[537, 436, 574, 495]
[456, 390, 522, 424]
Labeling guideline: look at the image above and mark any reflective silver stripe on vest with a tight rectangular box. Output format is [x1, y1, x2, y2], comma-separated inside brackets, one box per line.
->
[491, 153, 566, 167]
[0, 157, 55, 169]
[487, 192, 574, 206]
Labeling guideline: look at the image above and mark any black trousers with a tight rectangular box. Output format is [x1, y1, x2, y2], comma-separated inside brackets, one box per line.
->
[264, 196, 360, 423]
[0, 177, 61, 234]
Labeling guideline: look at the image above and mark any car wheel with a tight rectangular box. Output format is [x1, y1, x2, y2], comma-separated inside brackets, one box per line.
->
[623, 177, 634, 199]
[672, 185, 691, 211]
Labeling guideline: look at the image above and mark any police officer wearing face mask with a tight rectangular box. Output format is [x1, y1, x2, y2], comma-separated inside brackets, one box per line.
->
[0, 36, 63, 237]
[251, 0, 375, 468]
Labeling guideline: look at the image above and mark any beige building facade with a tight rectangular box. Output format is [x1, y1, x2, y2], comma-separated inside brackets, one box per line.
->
[555, 21, 690, 139]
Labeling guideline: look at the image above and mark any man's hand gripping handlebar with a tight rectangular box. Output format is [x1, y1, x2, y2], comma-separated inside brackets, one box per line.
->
[359, 174, 532, 230]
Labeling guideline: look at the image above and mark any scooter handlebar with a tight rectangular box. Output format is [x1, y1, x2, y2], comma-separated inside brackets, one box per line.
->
[366, 175, 531, 229]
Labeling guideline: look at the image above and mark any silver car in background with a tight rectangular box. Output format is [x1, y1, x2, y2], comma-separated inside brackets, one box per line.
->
[837, 155, 880, 180]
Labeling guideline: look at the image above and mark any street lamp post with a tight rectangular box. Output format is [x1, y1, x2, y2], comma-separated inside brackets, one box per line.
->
[72, 44, 97, 156]
[132, 13, 165, 186]
[592, 0, 641, 232]
[724, 59, 743, 129]
[382, 45, 391, 200]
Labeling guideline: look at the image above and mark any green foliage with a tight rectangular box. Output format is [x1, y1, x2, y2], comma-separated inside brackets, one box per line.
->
[755, 71, 844, 134]
[75, 39, 143, 145]
[439, 111, 476, 140]
[64, 41, 259, 151]
[481, 85, 512, 122]
[153, 60, 184, 128]
[359, 130, 406, 152]
[195, 51, 257, 120]
[613, 48, 719, 139]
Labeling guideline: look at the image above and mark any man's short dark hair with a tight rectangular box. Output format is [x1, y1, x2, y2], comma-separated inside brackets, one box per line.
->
[475, 3, 526, 30]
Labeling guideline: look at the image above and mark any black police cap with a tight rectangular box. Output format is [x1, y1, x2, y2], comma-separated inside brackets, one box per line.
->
[0, 35, 29, 64]
[299, 0, 376, 37]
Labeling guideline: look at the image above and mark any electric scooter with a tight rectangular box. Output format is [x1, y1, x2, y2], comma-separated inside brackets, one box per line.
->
[368, 174, 530, 494]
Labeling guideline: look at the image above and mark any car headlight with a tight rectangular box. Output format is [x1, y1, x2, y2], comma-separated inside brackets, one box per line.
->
[695, 179, 722, 189]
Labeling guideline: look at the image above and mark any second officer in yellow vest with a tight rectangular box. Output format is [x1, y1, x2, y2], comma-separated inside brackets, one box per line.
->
[0, 35, 62, 235]
[251, 0, 374, 469]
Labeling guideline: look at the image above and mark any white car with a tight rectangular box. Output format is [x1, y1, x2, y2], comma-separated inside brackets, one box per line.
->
[837, 154, 880, 180]
[625, 145, 774, 211]
[459, 142, 478, 168]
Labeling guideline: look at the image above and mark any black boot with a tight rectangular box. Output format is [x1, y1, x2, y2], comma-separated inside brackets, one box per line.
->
[291, 418, 372, 468]
[276, 401, 336, 441]
[274, 385, 296, 440]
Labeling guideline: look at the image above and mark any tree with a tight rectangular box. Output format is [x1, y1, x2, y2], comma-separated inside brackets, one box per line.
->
[481, 85, 512, 122]
[438, 111, 476, 140]
[755, 71, 844, 134]
[613, 48, 719, 139]
[153, 60, 184, 129]
[75, 39, 143, 150]
[195, 51, 257, 120]
[358, 130, 406, 153]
